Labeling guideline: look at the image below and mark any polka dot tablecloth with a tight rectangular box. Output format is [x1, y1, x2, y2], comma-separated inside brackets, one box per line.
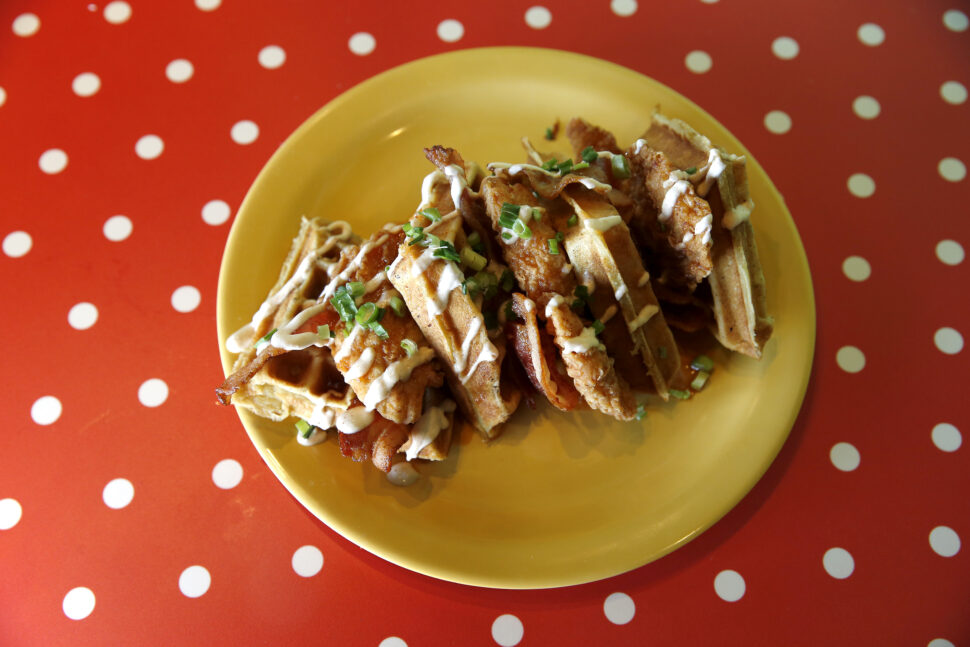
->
[2, 1, 968, 645]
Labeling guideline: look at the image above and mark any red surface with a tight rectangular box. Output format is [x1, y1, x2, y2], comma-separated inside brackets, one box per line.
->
[2, 1, 968, 645]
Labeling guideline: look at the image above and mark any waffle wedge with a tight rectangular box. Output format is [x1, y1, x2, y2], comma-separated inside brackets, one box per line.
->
[644, 112, 773, 357]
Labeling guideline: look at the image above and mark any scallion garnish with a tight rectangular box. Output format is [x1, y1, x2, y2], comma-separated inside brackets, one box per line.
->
[317, 324, 332, 340]
[499, 202, 520, 228]
[467, 230, 483, 253]
[460, 246, 488, 272]
[330, 287, 357, 323]
[541, 158, 558, 172]
[611, 154, 631, 179]
[684, 166, 697, 175]
[571, 161, 590, 171]
[348, 281, 365, 298]
[388, 295, 405, 317]
[544, 126, 555, 141]
[259, 328, 277, 344]
[548, 238, 559, 255]
[511, 219, 533, 240]
[690, 370, 711, 391]
[581, 146, 598, 164]
[634, 404, 647, 421]
[567, 214, 578, 227]
[400, 339, 417, 357]
[669, 389, 691, 400]
[419, 207, 442, 222]
[690, 355, 714, 372]
[355, 302, 380, 325]
[295, 419, 314, 438]
[432, 240, 461, 262]
[592, 319, 605, 335]
[369, 321, 389, 340]
[557, 158, 574, 174]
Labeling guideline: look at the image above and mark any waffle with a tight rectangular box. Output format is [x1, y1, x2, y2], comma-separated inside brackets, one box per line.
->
[644, 112, 773, 357]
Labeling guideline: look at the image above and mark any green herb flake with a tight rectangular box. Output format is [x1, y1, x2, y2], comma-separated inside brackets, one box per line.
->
[669, 389, 691, 400]
[419, 207, 442, 222]
[567, 214, 578, 227]
[548, 238, 559, 255]
[611, 154, 631, 179]
[581, 146, 598, 164]
[400, 339, 418, 357]
[634, 404, 647, 421]
[684, 166, 698, 175]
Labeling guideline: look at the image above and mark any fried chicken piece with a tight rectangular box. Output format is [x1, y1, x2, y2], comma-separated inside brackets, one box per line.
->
[508, 293, 581, 411]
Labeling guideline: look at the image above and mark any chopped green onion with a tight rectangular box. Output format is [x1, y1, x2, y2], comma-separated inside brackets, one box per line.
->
[592, 320, 605, 335]
[557, 158, 574, 174]
[460, 246, 488, 272]
[634, 404, 647, 420]
[317, 324, 332, 340]
[548, 238, 560, 255]
[690, 370, 711, 391]
[405, 225, 426, 246]
[690, 354, 714, 372]
[544, 127, 555, 140]
[348, 281, 365, 298]
[432, 240, 461, 262]
[567, 214, 578, 227]
[400, 339, 417, 357]
[571, 161, 590, 171]
[259, 328, 277, 344]
[419, 207, 442, 222]
[658, 346, 668, 359]
[611, 154, 631, 179]
[541, 158, 559, 171]
[483, 309, 499, 330]
[531, 207, 542, 221]
[355, 302, 380, 325]
[369, 321, 389, 340]
[684, 166, 698, 175]
[388, 295, 405, 317]
[511, 219, 533, 240]
[499, 203, 520, 228]
[467, 230, 483, 253]
[501, 231, 514, 242]
[295, 419, 313, 438]
[461, 276, 477, 296]
[581, 146, 598, 163]
[330, 288, 357, 323]
[500, 269, 515, 292]
[574, 285, 590, 303]
[555, 231, 565, 243]
[669, 389, 691, 400]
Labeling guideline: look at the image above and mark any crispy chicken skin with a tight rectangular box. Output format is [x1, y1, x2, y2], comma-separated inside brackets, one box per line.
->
[508, 293, 581, 411]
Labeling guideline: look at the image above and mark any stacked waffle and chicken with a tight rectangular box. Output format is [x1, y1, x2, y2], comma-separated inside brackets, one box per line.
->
[216, 111, 774, 485]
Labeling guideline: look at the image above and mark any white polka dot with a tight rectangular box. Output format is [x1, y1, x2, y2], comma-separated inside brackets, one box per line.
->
[103, 1, 131, 24]
[929, 640, 955, 647]
[836, 346, 866, 373]
[31, 396, 62, 426]
[68, 302, 98, 330]
[179, 565, 211, 598]
[258, 45, 286, 69]
[829, 442, 861, 471]
[166, 59, 194, 83]
[934, 327, 963, 355]
[379, 639, 407, 647]
[202, 199, 231, 225]
[763, 110, 791, 134]
[231, 120, 259, 145]
[852, 95, 880, 119]
[291, 545, 324, 577]
[771, 36, 799, 60]
[524, 6, 552, 29]
[72, 72, 101, 97]
[936, 239, 964, 266]
[847, 173, 875, 198]
[713, 570, 745, 602]
[842, 255, 871, 281]
[932, 423, 962, 452]
[437, 19, 464, 43]
[103, 214, 133, 241]
[823, 547, 855, 579]
[39, 149, 69, 174]
[611, 0, 638, 17]
[171, 285, 201, 313]
[491, 614, 524, 646]
[0, 86, 6, 107]
[929, 526, 961, 557]
[700, 0, 719, 3]
[135, 134, 164, 160]
[195, 0, 221, 10]
[943, 9, 968, 32]
[62, 587, 96, 620]
[12, 13, 40, 37]
[212, 459, 243, 489]
[938, 157, 966, 182]
[102, 478, 134, 509]
[0, 498, 23, 530]
[857, 23, 885, 46]
[940, 81, 967, 105]
[3, 231, 32, 258]
[603, 592, 635, 625]
[138, 378, 169, 407]
[685, 50, 712, 74]
[348, 32, 376, 56]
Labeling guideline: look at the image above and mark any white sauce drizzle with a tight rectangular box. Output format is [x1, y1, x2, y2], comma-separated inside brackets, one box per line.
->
[454, 318, 482, 375]
[404, 399, 456, 461]
[545, 294, 565, 319]
[584, 214, 623, 232]
[270, 302, 330, 351]
[387, 461, 420, 486]
[428, 262, 463, 317]
[318, 233, 390, 305]
[696, 148, 726, 198]
[561, 263, 573, 275]
[361, 347, 436, 411]
[333, 324, 364, 363]
[296, 426, 327, 446]
[660, 173, 691, 222]
[629, 304, 659, 332]
[308, 402, 335, 431]
[614, 282, 628, 300]
[461, 340, 499, 384]
[577, 177, 613, 191]
[419, 169, 445, 208]
[442, 164, 467, 211]
[723, 199, 754, 229]
[335, 407, 374, 434]
[344, 347, 375, 379]
[637, 272, 650, 287]
[633, 138, 648, 155]
[487, 162, 612, 191]
[562, 327, 605, 354]
[600, 305, 618, 324]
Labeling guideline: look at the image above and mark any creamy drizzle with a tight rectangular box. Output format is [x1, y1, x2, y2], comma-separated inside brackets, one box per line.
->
[344, 347, 375, 379]
[629, 304, 659, 331]
[584, 214, 623, 232]
[296, 426, 327, 446]
[660, 172, 691, 222]
[442, 164, 468, 212]
[428, 262, 463, 317]
[361, 347, 436, 410]
[561, 263, 573, 275]
[696, 149, 726, 197]
[487, 162, 612, 191]
[404, 400, 456, 461]
[614, 282, 628, 300]
[387, 461, 420, 486]
[577, 177, 613, 191]
[333, 324, 364, 363]
[633, 138, 648, 155]
[270, 302, 330, 351]
[335, 407, 374, 434]
[724, 199, 754, 229]
[562, 327, 605, 354]
[461, 341, 499, 384]
[545, 294, 565, 319]
[600, 305, 618, 324]
[419, 169, 445, 208]
[637, 272, 650, 287]
[318, 232, 390, 304]
[454, 318, 482, 374]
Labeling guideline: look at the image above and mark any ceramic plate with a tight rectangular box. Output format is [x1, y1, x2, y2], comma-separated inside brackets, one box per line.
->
[217, 47, 815, 589]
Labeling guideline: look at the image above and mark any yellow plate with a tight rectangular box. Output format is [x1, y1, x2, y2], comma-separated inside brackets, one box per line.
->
[217, 47, 815, 589]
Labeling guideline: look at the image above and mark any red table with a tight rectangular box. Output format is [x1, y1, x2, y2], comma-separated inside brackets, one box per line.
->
[2, 1, 968, 645]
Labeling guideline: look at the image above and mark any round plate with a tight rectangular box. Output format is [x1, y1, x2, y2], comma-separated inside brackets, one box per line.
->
[217, 47, 815, 589]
